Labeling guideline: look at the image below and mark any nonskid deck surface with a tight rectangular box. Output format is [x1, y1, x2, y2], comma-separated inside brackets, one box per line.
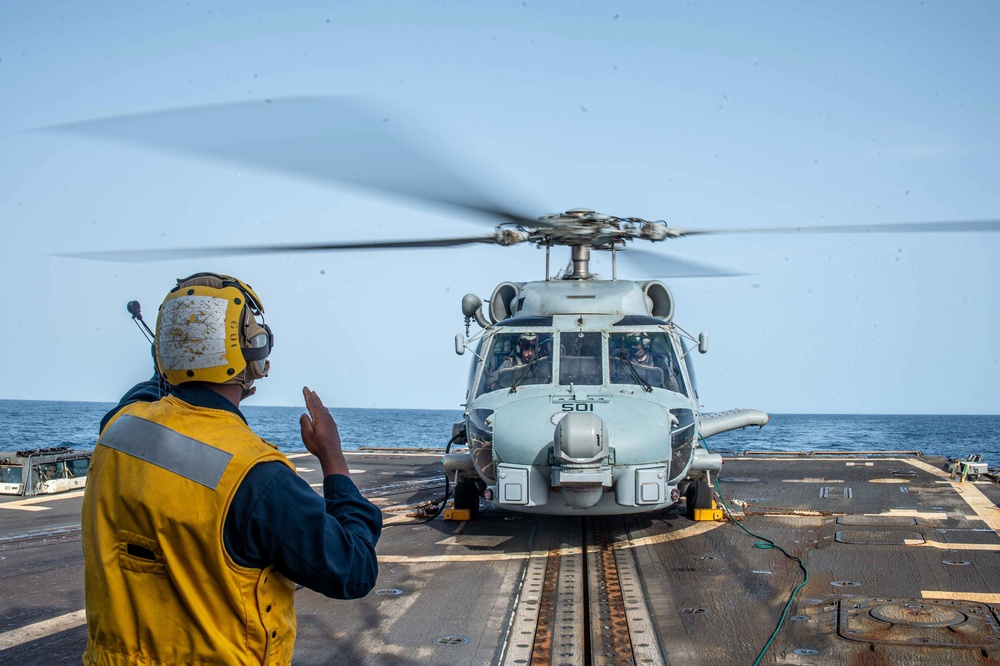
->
[3, 451, 1000, 665]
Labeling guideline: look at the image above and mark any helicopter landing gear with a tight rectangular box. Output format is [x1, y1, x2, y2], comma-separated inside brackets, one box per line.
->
[444, 479, 481, 521]
[685, 480, 722, 521]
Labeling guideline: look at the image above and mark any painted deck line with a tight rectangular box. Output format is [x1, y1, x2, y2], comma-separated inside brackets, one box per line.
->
[0, 610, 86, 651]
[615, 521, 726, 550]
[376, 522, 725, 564]
[378, 551, 536, 563]
[380, 542, 588, 564]
[919, 541, 1000, 551]
[921, 591, 1000, 604]
[436, 535, 513, 548]
[0, 504, 48, 512]
[881, 510, 951, 520]
[903, 458, 1000, 533]
[0, 490, 86, 512]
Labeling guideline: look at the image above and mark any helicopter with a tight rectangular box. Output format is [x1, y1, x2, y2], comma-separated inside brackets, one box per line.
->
[47, 96, 1000, 519]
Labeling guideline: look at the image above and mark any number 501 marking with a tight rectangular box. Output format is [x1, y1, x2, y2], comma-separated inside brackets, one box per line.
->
[561, 403, 594, 412]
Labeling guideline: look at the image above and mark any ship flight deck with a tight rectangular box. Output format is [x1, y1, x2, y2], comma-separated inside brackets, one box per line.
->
[2, 449, 1000, 665]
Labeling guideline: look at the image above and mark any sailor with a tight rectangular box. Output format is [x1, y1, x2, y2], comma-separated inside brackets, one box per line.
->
[81, 272, 382, 666]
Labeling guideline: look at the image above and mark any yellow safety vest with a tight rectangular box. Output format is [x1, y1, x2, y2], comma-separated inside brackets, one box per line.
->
[82, 395, 297, 665]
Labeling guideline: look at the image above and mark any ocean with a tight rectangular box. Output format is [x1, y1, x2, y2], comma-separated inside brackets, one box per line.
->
[1, 400, 998, 467]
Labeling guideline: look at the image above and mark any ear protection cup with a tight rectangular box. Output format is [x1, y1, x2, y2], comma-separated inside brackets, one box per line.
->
[241, 310, 273, 380]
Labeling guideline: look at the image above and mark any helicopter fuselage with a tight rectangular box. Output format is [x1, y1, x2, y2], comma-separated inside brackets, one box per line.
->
[448, 278, 729, 516]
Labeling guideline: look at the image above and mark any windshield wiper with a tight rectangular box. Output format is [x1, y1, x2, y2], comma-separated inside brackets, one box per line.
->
[618, 350, 653, 393]
[509, 353, 542, 393]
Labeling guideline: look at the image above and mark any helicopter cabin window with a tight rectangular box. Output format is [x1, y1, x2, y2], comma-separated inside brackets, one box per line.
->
[609, 332, 687, 395]
[559, 332, 603, 386]
[478, 332, 553, 394]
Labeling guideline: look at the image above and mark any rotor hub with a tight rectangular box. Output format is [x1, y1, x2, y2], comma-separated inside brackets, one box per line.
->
[533, 209, 669, 250]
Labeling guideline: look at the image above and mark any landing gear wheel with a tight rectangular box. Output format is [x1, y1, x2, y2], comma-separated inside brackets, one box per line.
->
[453, 479, 481, 519]
[685, 480, 713, 520]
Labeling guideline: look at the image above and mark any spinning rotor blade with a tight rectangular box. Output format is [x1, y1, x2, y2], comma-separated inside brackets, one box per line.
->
[670, 219, 1000, 237]
[39, 96, 547, 229]
[59, 235, 501, 263]
[616, 247, 746, 278]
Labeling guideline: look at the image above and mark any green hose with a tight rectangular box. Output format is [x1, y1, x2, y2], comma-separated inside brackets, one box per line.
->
[700, 436, 811, 665]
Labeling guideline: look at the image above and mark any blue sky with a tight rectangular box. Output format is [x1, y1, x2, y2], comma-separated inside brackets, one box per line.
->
[2, 1, 998, 413]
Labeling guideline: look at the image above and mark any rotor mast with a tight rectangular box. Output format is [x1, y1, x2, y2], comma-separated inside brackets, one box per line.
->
[566, 245, 592, 280]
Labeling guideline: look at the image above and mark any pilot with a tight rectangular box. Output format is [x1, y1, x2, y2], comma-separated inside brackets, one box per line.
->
[81, 272, 382, 666]
[619, 333, 681, 392]
[487, 333, 543, 390]
[623, 333, 654, 365]
[509, 333, 539, 366]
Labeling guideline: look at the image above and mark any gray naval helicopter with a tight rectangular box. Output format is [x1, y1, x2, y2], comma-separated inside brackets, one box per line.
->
[441, 209, 766, 519]
[48, 97, 1000, 520]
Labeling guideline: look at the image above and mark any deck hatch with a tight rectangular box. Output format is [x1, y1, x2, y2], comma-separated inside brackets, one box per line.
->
[838, 597, 1000, 647]
[935, 529, 1000, 545]
[835, 530, 925, 545]
[820, 486, 853, 499]
[836, 516, 917, 526]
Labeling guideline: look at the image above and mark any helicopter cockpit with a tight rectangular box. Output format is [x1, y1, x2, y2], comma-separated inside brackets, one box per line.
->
[609, 332, 687, 395]
[476, 327, 687, 397]
[479, 332, 554, 393]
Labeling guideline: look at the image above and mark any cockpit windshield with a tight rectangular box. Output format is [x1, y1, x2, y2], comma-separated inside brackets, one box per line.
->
[475, 329, 687, 396]
[609, 331, 687, 395]
[559, 332, 603, 386]
[478, 332, 553, 394]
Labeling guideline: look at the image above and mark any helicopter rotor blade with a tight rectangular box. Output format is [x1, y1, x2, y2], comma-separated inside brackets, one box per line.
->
[669, 219, 1000, 237]
[615, 246, 746, 278]
[58, 234, 502, 263]
[37, 96, 550, 230]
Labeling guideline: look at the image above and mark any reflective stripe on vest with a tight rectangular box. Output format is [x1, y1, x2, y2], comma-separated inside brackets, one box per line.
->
[99, 414, 233, 489]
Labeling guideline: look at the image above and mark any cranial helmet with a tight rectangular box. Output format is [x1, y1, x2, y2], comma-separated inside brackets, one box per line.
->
[155, 272, 273, 393]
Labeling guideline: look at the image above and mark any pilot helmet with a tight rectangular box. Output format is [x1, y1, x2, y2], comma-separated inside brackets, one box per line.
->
[517, 333, 539, 352]
[155, 272, 274, 394]
[624, 333, 649, 351]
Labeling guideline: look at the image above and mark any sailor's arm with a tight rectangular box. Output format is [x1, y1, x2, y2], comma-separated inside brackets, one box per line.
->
[224, 386, 381, 599]
[224, 462, 382, 599]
